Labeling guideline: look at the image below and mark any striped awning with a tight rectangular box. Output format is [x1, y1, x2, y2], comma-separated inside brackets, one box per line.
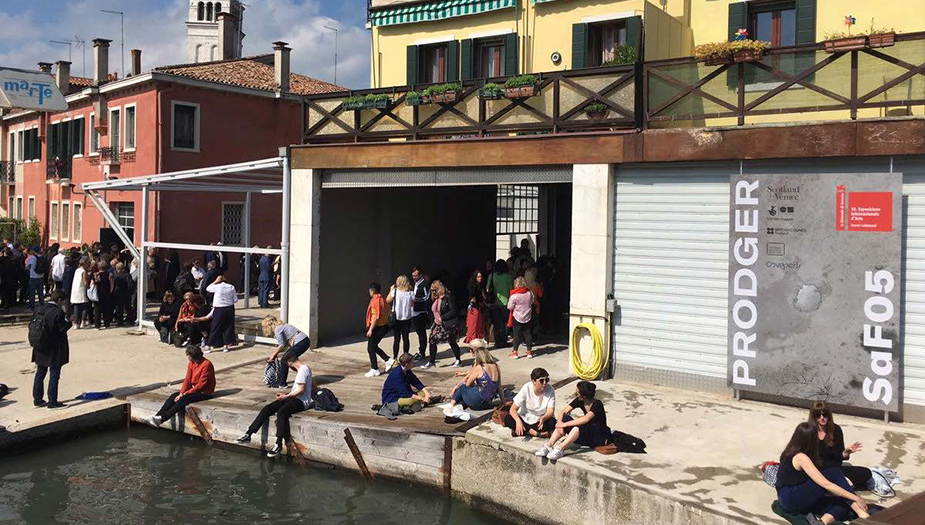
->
[370, 0, 516, 27]
[532, 0, 564, 3]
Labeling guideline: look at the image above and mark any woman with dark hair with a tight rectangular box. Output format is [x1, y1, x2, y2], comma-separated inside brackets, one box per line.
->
[93, 260, 114, 330]
[809, 401, 873, 489]
[464, 269, 489, 343]
[423, 280, 462, 369]
[487, 260, 513, 349]
[154, 291, 180, 344]
[505, 367, 556, 438]
[775, 422, 870, 523]
[536, 381, 610, 460]
[149, 346, 215, 427]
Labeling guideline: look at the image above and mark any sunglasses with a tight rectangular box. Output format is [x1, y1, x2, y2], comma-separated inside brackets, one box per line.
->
[812, 410, 831, 418]
[537, 377, 550, 384]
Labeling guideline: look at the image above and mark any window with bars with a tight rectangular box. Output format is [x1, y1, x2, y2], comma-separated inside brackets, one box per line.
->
[222, 202, 244, 246]
[50, 202, 58, 239]
[72, 203, 82, 242]
[496, 185, 539, 235]
[61, 203, 70, 241]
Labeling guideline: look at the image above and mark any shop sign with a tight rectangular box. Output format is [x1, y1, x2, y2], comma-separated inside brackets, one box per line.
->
[727, 172, 901, 411]
[0, 67, 68, 112]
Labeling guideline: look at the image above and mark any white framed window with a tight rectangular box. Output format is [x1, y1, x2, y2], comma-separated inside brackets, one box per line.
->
[71, 116, 85, 157]
[15, 196, 22, 220]
[27, 196, 35, 220]
[109, 107, 121, 151]
[50, 201, 58, 240]
[89, 113, 99, 155]
[61, 202, 70, 241]
[171, 101, 200, 152]
[123, 104, 136, 151]
[110, 202, 135, 241]
[16, 130, 24, 163]
[221, 201, 244, 246]
[72, 202, 82, 242]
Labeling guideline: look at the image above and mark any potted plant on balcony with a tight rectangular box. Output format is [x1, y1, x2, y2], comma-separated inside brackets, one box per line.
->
[693, 30, 770, 65]
[824, 15, 868, 53]
[343, 95, 366, 110]
[602, 45, 637, 66]
[584, 102, 609, 121]
[504, 75, 539, 99]
[405, 90, 425, 106]
[344, 94, 391, 111]
[479, 83, 504, 100]
[867, 19, 896, 48]
[423, 83, 462, 104]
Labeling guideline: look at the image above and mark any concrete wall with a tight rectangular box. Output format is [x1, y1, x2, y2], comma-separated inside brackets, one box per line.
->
[316, 186, 497, 344]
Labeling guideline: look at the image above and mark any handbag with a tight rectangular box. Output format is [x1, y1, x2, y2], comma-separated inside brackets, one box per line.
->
[87, 282, 99, 302]
[387, 291, 396, 326]
[491, 401, 513, 426]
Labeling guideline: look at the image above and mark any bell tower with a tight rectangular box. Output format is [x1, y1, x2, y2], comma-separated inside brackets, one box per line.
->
[185, 1, 245, 63]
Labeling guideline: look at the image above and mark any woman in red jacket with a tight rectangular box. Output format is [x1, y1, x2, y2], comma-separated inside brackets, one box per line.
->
[150, 346, 215, 426]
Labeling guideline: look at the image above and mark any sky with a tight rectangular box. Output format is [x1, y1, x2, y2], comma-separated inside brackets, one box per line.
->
[0, 0, 370, 89]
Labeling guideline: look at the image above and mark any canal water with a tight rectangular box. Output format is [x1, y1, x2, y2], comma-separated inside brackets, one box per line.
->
[0, 427, 505, 525]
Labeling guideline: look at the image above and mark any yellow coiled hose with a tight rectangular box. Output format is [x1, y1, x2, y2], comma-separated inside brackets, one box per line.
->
[569, 322, 608, 380]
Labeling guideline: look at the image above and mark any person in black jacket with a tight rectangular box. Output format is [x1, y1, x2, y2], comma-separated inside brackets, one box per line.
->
[423, 280, 462, 369]
[164, 250, 180, 297]
[173, 262, 196, 298]
[199, 260, 220, 306]
[31, 291, 72, 409]
[112, 263, 134, 326]
[809, 401, 873, 489]
[154, 291, 181, 343]
[410, 267, 430, 361]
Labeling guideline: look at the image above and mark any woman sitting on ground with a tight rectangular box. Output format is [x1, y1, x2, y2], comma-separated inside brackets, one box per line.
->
[424, 280, 462, 369]
[261, 315, 311, 387]
[535, 381, 610, 460]
[775, 422, 870, 523]
[154, 291, 180, 344]
[505, 367, 555, 438]
[446, 345, 502, 411]
[150, 346, 215, 427]
[175, 293, 209, 347]
[810, 400, 873, 489]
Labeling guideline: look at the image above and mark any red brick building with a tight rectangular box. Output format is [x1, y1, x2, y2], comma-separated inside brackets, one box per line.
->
[0, 36, 339, 271]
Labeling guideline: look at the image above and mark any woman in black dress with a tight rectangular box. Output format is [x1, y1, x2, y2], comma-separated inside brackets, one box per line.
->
[809, 401, 873, 489]
[535, 381, 610, 461]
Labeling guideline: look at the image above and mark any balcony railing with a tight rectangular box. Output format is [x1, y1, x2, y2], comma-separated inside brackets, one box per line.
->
[644, 31, 925, 128]
[302, 64, 639, 143]
[0, 161, 13, 184]
[46, 157, 71, 181]
[99, 146, 121, 164]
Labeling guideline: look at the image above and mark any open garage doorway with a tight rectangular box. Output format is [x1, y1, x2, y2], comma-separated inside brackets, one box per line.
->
[315, 179, 571, 347]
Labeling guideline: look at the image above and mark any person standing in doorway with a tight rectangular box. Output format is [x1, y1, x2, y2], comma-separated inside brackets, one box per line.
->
[30, 291, 72, 409]
[410, 266, 430, 361]
[386, 275, 414, 360]
[365, 282, 394, 377]
[24, 247, 47, 310]
[424, 280, 462, 369]
[258, 250, 272, 308]
[487, 260, 513, 349]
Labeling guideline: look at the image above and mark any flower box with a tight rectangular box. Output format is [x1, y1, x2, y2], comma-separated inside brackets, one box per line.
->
[733, 48, 764, 62]
[504, 85, 538, 99]
[430, 91, 457, 104]
[480, 90, 504, 100]
[824, 36, 868, 53]
[367, 98, 390, 109]
[868, 32, 896, 48]
[586, 110, 608, 121]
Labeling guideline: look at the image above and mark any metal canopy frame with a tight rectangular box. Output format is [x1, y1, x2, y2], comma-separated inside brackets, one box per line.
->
[80, 156, 292, 329]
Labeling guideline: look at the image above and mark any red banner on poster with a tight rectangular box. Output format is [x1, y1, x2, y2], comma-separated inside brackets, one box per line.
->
[848, 192, 893, 232]
[835, 185, 847, 231]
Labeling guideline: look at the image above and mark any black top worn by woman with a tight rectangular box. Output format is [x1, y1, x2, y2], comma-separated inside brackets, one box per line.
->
[569, 398, 608, 431]
[775, 454, 810, 488]
[819, 424, 847, 469]
[157, 300, 181, 330]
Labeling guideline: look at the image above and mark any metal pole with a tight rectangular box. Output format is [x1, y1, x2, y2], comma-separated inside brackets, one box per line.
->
[243, 192, 251, 309]
[138, 185, 148, 329]
[100, 10, 125, 78]
[280, 153, 291, 322]
[50, 40, 73, 62]
[323, 25, 338, 85]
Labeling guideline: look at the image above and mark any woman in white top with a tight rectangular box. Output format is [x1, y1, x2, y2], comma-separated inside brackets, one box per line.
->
[386, 275, 414, 365]
[196, 275, 238, 352]
[70, 258, 91, 329]
[504, 367, 556, 438]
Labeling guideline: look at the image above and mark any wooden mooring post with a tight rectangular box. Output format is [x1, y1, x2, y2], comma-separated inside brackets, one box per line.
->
[343, 428, 373, 480]
[184, 406, 213, 446]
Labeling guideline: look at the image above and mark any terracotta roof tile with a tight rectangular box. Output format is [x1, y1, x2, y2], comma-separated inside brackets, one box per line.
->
[156, 55, 344, 95]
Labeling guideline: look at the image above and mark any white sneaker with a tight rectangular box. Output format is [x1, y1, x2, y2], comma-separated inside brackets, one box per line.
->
[384, 358, 395, 372]
[364, 369, 381, 378]
[149, 415, 163, 427]
[223, 347, 229, 353]
[546, 447, 565, 460]
[534, 444, 552, 457]
[450, 360, 462, 368]
[421, 362, 434, 369]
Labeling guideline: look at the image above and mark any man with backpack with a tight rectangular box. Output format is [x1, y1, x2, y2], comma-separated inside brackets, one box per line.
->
[24, 246, 48, 310]
[30, 291, 72, 409]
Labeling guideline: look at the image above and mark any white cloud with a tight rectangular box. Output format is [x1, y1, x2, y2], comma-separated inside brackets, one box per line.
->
[0, 0, 369, 89]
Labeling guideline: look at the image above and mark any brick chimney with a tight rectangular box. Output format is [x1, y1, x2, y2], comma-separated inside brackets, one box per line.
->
[218, 12, 236, 60]
[37, 62, 53, 73]
[55, 61, 71, 95]
[130, 49, 142, 77]
[273, 41, 291, 92]
[93, 38, 112, 86]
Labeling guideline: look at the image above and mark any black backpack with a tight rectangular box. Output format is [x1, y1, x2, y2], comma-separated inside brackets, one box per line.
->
[610, 430, 647, 454]
[312, 388, 343, 412]
[32, 255, 48, 275]
[0, 383, 8, 400]
[174, 272, 195, 296]
[28, 306, 50, 348]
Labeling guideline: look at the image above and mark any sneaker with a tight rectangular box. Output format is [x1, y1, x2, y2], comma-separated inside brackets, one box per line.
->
[508, 351, 519, 359]
[450, 360, 463, 368]
[413, 353, 423, 361]
[534, 444, 552, 457]
[364, 369, 381, 378]
[525, 351, 535, 359]
[266, 444, 283, 458]
[223, 347, 229, 353]
[149, 415, 163, 427]
[234, 434, 251, 444]
[384, 358, 396, 372]
[46, 402, 66, 409]
[421, 362, 434, 369]
[203, 349, 213, 355]
[546, 447, 564, 460]
[33, 400, 47, 407]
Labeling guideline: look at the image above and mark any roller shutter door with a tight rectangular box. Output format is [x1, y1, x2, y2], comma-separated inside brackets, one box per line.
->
[611, 165, 733, 380]
[901, 171, 925, 407]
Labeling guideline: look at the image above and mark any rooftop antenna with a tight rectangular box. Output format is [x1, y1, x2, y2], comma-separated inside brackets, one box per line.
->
[323, 25, 338, 85]
[100, 9, 125, 78]
[49, 40, 73, 62]
[74, 36, 86, 77]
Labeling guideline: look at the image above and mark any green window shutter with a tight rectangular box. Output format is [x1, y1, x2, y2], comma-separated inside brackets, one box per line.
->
[47, 124, 56, 159]
[59, 122, 68, 159]
[625, 16, 643, 60]
[406, 45, 419, 86]
[571, 23, 588, 69]
[460, 39, 473, 80]
[76, 119, 85, 156]
[728, 2, 748, 41]
[795, 0, 816, 44]
[446, 40, 459, 82]
[504, 33, 518, 76]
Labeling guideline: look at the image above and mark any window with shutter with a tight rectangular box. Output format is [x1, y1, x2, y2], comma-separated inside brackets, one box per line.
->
[446, 40, 459, 82]
[406, 45, 419, 85]
[474, 38, 505, 78]
[460, 39, 473, 80]
[572, 23, 588, 69]
[504, 33, 518, 76]
[419, 44, 448, 83]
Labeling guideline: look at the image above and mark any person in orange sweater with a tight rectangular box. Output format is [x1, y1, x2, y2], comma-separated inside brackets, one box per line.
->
[150, 345, 216, 426]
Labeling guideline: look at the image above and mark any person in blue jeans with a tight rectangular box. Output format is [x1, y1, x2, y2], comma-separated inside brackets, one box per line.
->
[446, 345, 502, 411]
[775, 422, 870, 524]
[24, 246, 45, 309]
[258, 251, 272, 308]
[261, 316, 311, 386]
